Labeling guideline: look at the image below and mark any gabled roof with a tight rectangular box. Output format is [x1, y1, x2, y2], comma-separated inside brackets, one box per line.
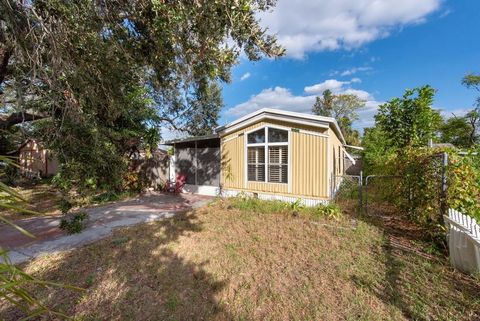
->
[215, 108, 346, 144]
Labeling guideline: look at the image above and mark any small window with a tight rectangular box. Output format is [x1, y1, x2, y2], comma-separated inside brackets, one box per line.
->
[268, 128, 288, 143]
[247, 128, 265, 144]
[247, 147, 265, 181]
[268, 146, 288, 183]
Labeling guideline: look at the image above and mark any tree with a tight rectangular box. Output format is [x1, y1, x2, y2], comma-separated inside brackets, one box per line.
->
[462, 73, 480, 145]
[312, 90, 365, 145]
[465, 109, 480, 145]
[375, 85, 442, 149]
[0, 0, 284, 189]
[361, 126, 396, 175]
[439, 116, 474, 148]
[312, 89, 335, 117]
[312, 91, 365, 121]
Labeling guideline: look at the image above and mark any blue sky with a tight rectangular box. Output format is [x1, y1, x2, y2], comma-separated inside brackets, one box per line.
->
[220, 0, 480, 133]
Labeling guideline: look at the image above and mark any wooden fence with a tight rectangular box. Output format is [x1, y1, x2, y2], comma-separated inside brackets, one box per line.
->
[444, 208, 480, 274]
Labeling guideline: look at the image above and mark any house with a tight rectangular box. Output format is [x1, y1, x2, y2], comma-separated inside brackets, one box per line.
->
[164, 108, 350, 205]
[18, 139, 59, 177]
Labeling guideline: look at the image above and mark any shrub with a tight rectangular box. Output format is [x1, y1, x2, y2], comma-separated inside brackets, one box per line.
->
[305, 203, 342, 220]
[447, 153, 480, 221]
[58, 197, 74, 214]
[59, 211, 89, 234]
[122, 170, 147, 192]
[377, 147, 480, 237]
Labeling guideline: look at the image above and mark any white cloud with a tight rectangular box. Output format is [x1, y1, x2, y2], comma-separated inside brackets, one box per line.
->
[227, 87, 316, 117]
[240, 72, 251, 81]
[303, 78, 366, 95]
[225, 79, 383, 130]
[258, 0, 441, 58]
[439, 108, 470, 119]
[340, 66, 373, 76]
[304, 79, 349, 94]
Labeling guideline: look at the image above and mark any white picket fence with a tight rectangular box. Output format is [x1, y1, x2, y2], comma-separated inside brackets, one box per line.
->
[444, 208, 480, 274]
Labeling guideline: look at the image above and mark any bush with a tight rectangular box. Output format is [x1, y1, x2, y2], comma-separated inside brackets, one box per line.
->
[447, 152, 480, 220]
[310, 203, 342, 220]
[59, 211, 89, 234]
[58, 197, 74, 214]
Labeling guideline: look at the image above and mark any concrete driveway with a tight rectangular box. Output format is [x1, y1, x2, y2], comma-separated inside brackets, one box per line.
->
[1, 192, 212, 264]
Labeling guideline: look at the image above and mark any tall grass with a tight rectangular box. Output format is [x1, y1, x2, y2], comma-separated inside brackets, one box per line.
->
[228, 196, 342, 220]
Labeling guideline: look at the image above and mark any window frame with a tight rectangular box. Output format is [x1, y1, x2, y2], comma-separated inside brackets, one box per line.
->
[245, 126, 290, 186]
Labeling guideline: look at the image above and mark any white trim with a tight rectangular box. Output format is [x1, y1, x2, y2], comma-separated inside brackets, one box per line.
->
[288, 129, 292, 193]
[182, 184, 220, 197]
[244, 132, 247, 188]
[246, 142, 265, 147]
[244, 125, 291, 186]
[222, 113, 329, 136]
[344, 150, 356, 165]
[218, 108, 334, 131]
[222, 189, 329, 207]
[327, 135, 332, 198]
[267, 142, 289, 146]
[216, 108, 345, 144]
[344, 145, 364, 151]
[265, 126, 269, 183]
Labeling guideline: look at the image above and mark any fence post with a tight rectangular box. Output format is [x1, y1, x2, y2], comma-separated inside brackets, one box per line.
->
[440, 152, 449, 225]
[358, 171, 363, 214]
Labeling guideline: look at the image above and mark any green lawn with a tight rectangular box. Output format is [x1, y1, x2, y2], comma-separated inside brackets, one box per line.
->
[1, 198, 479, 320]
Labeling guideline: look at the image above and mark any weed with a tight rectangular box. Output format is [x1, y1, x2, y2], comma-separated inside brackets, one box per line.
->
[59, 211, 89, 234]
[112, 237, 130, 246]
[91, 191, 121, 204]
[85, 274, 95, 287]
[303, 203, 343, 220]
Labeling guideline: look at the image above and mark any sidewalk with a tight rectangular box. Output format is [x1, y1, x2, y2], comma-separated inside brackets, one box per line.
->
[0, 192, 212, 264]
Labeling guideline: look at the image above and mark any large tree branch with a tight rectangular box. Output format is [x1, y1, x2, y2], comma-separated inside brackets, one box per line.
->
[0, 111, 46, 130]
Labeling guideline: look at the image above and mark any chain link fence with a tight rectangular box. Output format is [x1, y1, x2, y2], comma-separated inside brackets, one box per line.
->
[331, 173, 362, 212]
[331, 152, 448, 219]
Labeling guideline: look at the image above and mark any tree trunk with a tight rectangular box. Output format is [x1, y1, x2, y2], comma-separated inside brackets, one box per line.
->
[0, 46, 12, 89]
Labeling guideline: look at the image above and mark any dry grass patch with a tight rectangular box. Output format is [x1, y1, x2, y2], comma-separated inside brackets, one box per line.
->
[1, 198, 479, 320]
[0, 183, 62, 220]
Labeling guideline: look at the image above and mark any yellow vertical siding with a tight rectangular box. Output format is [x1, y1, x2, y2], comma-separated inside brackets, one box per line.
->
[291, 132, 328, 198]
[220, 119, 331, 199]
[221, 135, 245, 189]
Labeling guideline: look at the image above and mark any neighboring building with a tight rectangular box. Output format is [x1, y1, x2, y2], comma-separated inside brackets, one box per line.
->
[165, 108, 352, 205]
[18, 139, 59, 177]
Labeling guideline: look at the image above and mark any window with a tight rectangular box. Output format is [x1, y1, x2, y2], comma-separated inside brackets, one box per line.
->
[246, 127, 288, 183]
[247, 128, 265, 144]
[268, 128, 288, 143]
[247, 147, 265, 181]
[268, 146, 288, 183]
